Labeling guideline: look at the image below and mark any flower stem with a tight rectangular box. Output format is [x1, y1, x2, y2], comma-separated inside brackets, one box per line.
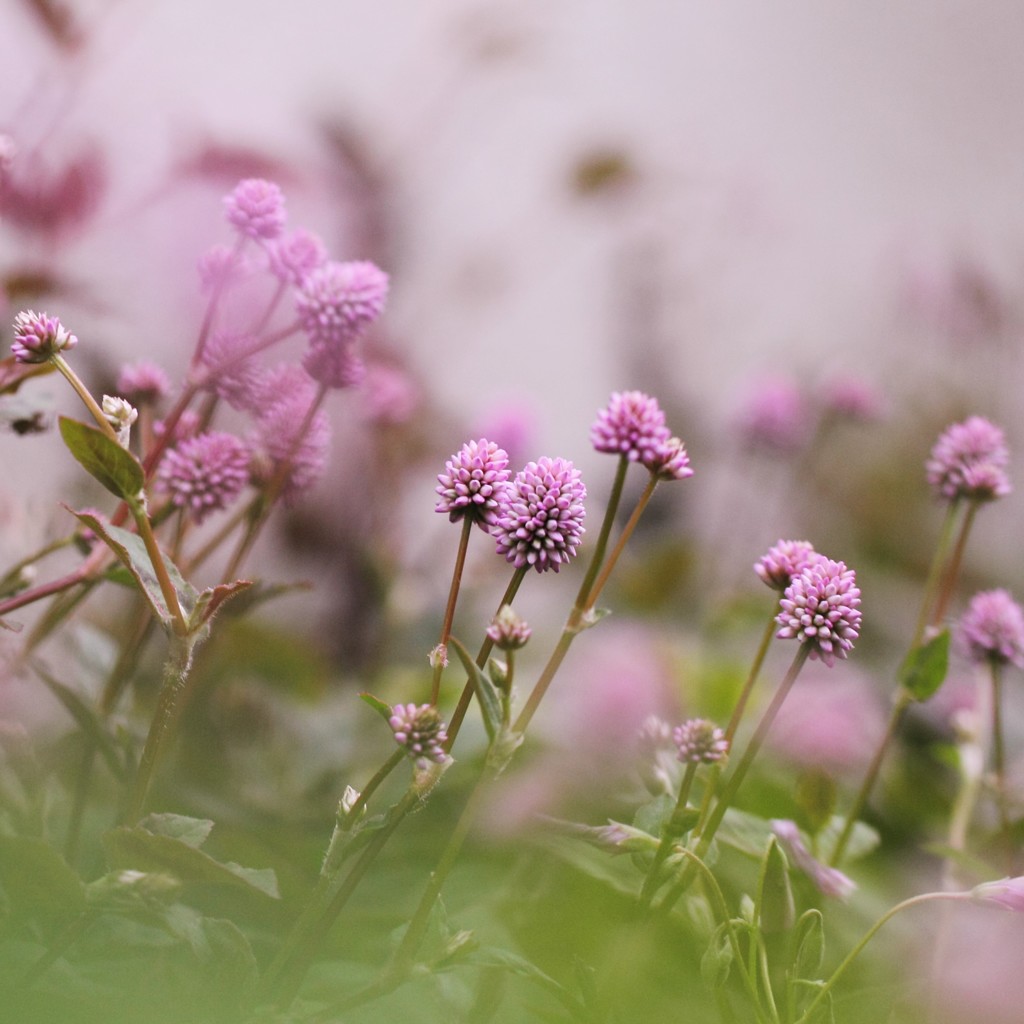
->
[123, 634, 194, 824]
[990, 662, 1013, 871]
[912, 502, 960, 646]
[830, 688, 911, 866]
[639, 761, 697, 906]
[573, 454, 629, 610]
[929, 499, 978, 629]
[431, 515, 474, 704]
[793, 891, 969, 1024]
[51, 354, 120, 444]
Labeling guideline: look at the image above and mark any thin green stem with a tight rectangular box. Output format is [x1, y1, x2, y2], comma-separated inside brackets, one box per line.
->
[583, 472, 658, 612]
[128, 500, 187, 637]
[658, 647, 810, 914]
[574, 454, 630, 610]
[726, 611, 779, 744]
[830, 689, 911, 866]
[929, 500, 978, 629]
[639, 761, 697, 906]
[793, 892, 968, 1024]
[51, 354, 120, 443]
[431, 515, 474, 704]
[123, 635, 194, 824]
[339, 748, 406, 831]
[444, 565, 528, 747]
[912, 502, 961, 646]
[989, 662, 1013, 871]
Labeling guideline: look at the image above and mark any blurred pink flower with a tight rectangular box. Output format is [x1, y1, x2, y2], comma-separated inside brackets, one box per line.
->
[766, 666, 885, 774]
[734, 376, 810, 454]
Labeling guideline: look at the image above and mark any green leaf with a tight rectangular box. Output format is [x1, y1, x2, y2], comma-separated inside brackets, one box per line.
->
[716, 806, 775, 857]
[700, 921, 734, 992]
[633, 793, 675, 838]
[0, 835, 86, 921]
[755, 835, 794, 933]
[791, 908, 825, 980]
[139, 813, 215, 849]
[85, 869, 182, 912]
[899, 628, 950, 702]
[104, 826, 279, 900]
[34, 665, 124, 780]
[66, 509, 197, 627]
[58, 415, 144, 500]
[359, 691, 393, 721]
[450, 636, 501, 740]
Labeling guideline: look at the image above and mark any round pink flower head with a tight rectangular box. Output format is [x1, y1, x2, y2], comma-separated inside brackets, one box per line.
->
[736, 376, 809, 453]
[12, 310, 77, 363]
[494, 457, 586, 572]
[435, 438, 511, 531]
[673, 718, 729, 765]
[249, 365, 331, 504]
[266, 228, 328, 285]
[755, 540, 818, 592]
[157, 430, 250, 524]
[643, 435, 694, 481]
[590, 390, 670, 462]
[776, 557, 862, 667]
[486, 604, 532, 651]
[117, 361, 170, 405]
[822, 374, 885, 423]
[926, 415, 1011, 503]
[389, 703, 449, 764]
[223, 178, 286, 242]
[199, 330, 263, 411]
[959, 589, 1024, 668]
[302, 340, 365, 390]
[295, 260, 389, 348]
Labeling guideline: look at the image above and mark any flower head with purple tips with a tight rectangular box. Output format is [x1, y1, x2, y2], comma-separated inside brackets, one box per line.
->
[295, 260, 389, 348]
[755, 540, 818, 592]
[926, 416, 1011, 503]
[959, 589, 1024, 668]
[389, 703, 449, 764]
[12, 310, 77, 363]
[266, 228, 328, 285]
[590, 391, 670, 462]
[776, 557, 861, 667]
[673, 719, 729, 765]
[493, 457, 586, 572]
[157, 430, 250, 524]
[223, 178, 286, 242]
[486, 604, 532, 650]
[435, 439, 511, 531]
[117, 361, 170, 405]
[643, 435, 694, 481]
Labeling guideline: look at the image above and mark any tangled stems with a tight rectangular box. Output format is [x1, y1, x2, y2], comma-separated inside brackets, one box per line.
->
[658, 647, 810, 915]
[639, 761, 698, 907]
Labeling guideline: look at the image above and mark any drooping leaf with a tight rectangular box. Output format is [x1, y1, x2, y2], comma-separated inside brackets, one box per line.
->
[0, 835, 86, 920]
[359, 692, 393, 721]
[104, 826, 279, 900]
[59, 415, 144, 500]
[66, 508, 197, 627]
[899, 629, 950, 702]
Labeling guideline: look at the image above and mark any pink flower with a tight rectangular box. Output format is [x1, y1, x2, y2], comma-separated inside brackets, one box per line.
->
[389, 703, 449, 763]
[926, 416, 1011, 503]
[11, 310, 77, 363]
[735, 376, 810, 453]
[776, 558, 861, 667]
[435, 438, 511, 531]
[157, 431, 250, 524]
[223, 178, 286, 241]
[755, 540, 818, 592]
[972, 877, 1024, 912]
[673, 719, 729, 764]
[117, 361, 170, 405]
[959, 589, 1024, 668]
[771, 820, 856, 901]
[590, 391, 670, 462]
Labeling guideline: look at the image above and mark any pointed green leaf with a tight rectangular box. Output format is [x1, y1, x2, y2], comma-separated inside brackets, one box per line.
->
[633, 793, 675, 838]
[450, 635, 501, 740]
[59, 415, 144, 500]
[755, 835, 794, 933]
[791, 908, 825, 980]
[899, 628, 950, 702]
[139, 813, 214, 849]
[0, 835, 86, 920]
[34, 665, 124, 780]
[817, 815, 880, 863]
[66, 508, 196, 626]
[700, 922, 734, 991]
[359, 691, 393, 721]
[717, 806, 775, 856]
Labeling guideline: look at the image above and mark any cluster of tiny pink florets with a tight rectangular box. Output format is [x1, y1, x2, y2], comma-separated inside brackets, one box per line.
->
[959, 588, 1024, 668]
[589, 391, 694, 481]
[157, 431, 251, 524]
[673, 719, 729, 765]
[389, 703, 449, 763]
[926, 415, 1011, 503]
[776, 557, 862, 667]
[435, 439, 511, 530]
[755, 539, 818, 591]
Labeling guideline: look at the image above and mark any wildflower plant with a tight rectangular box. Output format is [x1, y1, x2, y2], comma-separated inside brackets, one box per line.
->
[1, 163, 1023, 1024]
